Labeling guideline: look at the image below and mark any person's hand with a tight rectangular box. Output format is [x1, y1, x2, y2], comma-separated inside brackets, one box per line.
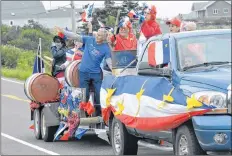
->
[107, 32, 114, 43]
[75, 50, 82, 56]
[60, 64, 66, 70]
[54, 26, 64, 34]
[87, 22, 92, 30]
[51, 42, 56, 47]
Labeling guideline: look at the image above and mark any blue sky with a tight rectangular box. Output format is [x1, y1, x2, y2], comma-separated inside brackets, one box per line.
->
[42, 1, 206, 18]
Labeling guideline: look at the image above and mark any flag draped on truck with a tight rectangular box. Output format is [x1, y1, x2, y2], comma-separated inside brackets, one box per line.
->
[100, 75, 215, 131]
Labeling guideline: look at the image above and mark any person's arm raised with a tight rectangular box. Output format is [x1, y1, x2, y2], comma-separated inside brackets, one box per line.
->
[54, 26, 83, 43]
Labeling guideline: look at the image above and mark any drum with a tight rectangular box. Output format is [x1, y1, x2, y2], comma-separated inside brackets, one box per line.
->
[65, 60, 104, 88]
[24, 73, 60, 103]
[65, 60, 81, 87]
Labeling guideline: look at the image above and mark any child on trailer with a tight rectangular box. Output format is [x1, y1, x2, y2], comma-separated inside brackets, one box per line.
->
[59, 39, 84, 70]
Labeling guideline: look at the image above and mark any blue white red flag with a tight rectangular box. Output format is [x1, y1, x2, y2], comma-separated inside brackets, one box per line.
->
[148, 39, 170, 67]
[32, 46, 45, 74]
[100, 75, 215, 131]
[81, 3, 94, 22]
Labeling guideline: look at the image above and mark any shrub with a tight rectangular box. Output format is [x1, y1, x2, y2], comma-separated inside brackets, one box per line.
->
[0, 45, 21, 68]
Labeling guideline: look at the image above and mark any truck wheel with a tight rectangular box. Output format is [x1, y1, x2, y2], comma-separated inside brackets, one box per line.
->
[111, 117, 138, 155]
[34, 109, 42, 140]
[41, 108, 58, 142]
[175, 125, 206, 155]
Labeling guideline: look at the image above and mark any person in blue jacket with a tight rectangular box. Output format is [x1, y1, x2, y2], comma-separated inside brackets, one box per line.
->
[51, 35, 67, 83]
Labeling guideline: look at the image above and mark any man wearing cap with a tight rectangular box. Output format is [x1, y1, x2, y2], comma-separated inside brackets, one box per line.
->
[166, 17, 181, 33]
[55, 25, 112, 116]
[108, 17, 137, 51]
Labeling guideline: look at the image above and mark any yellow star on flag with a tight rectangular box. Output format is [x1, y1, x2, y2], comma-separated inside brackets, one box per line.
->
[114, 100, 125, 116]
[106, 88, 116, 107]
[135, 88, 145, 116]
[186, 94, 203, 110]
[158, 87, 175, 109]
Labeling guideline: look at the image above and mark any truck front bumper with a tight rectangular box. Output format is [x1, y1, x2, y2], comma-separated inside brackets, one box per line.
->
[192, 115, 232, 152]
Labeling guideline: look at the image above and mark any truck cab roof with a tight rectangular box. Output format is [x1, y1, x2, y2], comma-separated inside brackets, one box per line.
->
[147, 29, 231, 41]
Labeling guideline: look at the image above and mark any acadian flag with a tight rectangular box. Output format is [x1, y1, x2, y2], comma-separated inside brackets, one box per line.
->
[148, 39, 170, 67]
[81, 3, 94, 22]
[32, 45, 45, 74]
[128, 9, 138, 19]
[100, 75, 215, 131]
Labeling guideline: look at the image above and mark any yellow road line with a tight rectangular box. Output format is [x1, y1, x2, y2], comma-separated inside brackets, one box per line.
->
[1, 94, 30, 103]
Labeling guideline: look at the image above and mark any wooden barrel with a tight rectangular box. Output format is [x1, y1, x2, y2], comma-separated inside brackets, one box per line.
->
[65, 60, 104, 88]
[24, 73, 60, 103]
[65, 60, 81, 87]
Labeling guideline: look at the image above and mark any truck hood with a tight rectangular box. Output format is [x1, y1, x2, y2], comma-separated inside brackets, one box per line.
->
[181, 66, 231, 90]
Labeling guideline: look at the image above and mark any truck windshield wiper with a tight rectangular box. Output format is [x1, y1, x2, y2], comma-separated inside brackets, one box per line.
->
[183, 61, 231, 71]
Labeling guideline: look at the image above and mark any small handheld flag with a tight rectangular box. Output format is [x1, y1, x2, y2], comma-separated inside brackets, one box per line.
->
[81, 3, 94, 22]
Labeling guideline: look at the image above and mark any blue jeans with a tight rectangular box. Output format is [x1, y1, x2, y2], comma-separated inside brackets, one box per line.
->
[79, 71, 102, 106]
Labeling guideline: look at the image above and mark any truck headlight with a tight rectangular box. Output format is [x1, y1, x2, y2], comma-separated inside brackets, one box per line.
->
[193, 91, 227, 109]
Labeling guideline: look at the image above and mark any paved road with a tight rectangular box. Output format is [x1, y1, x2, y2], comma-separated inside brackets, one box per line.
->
[1, 78, 173, 155]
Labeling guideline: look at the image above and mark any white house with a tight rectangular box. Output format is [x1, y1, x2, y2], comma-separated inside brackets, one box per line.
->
[2, 1, 82, 29]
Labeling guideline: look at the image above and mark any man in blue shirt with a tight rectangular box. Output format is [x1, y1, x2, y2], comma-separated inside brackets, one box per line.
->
[55, 24, 112, 116]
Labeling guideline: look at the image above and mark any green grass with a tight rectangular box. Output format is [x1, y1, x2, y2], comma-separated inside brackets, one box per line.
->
[1, 68, 32, 81]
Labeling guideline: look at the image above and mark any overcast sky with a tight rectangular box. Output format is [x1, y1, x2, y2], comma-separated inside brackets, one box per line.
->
[42, 1, 206, 18]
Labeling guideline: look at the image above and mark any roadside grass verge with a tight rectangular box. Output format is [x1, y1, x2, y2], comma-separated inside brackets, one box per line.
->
[1, 68, 32, 81]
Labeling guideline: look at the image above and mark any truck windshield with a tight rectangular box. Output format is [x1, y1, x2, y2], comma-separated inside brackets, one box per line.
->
[177, 33, 231, 70]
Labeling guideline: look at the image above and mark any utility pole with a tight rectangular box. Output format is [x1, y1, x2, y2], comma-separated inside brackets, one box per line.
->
[71, 1, 76, 33]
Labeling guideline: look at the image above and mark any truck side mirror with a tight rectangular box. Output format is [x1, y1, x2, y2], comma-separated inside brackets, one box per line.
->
[147, 39, 170, 67]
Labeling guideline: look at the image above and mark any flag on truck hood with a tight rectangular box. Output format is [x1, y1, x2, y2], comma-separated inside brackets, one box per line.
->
[100, 75, 215, 131]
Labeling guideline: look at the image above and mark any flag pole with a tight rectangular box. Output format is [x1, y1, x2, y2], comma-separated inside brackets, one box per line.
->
[39, 38, 43, 73]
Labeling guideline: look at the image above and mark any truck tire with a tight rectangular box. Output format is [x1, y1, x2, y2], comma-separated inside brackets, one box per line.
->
[111, 117, 138, 155]
[41, 108, 58, 142]
[175, 125, 206, 155]
[33, 109, 42, 140]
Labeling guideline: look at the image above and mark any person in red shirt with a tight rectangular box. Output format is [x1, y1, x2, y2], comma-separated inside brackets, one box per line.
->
[140, 5, 162, 40]
[166, 17, 181, 33]
[108, 17, 137, 51]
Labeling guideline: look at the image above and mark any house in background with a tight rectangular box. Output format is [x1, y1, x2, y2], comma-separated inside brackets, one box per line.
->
[178, 1, 231, 23]
[2, 1, 82, 29]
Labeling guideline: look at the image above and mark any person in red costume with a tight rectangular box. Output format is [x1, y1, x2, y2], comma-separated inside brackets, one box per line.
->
[108, 16, 137, 51]
[140, 5, 162, 40]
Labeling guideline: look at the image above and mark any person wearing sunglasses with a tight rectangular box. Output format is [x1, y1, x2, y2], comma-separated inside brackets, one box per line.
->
[108, 16, 137, 51]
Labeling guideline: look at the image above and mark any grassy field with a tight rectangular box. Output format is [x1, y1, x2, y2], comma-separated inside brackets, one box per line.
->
[1, 68, 32, 81]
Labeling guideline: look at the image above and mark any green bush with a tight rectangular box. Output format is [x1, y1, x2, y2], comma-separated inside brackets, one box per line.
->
[8, 37, 38, 51]
[1, 45, 21, 68]
[1, 45, 52, 80]
[1, 68, 32, 80]
[1, 22, 54, 51]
